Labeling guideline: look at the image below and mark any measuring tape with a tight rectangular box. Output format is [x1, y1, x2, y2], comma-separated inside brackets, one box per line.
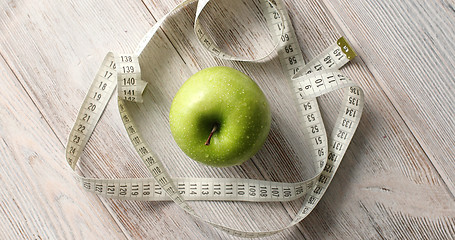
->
[66, 0, 364, 237]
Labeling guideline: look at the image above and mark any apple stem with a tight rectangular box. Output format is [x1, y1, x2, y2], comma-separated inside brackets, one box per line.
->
[205, 124, 218, 146]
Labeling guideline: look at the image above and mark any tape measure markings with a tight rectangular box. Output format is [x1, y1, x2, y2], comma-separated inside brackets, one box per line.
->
[262, 0, 330, 186]
[115, 53, 147, 103]
[67, 52, 116, 169]
[262, 0, 364, 231]
[66, 0, 364, 237]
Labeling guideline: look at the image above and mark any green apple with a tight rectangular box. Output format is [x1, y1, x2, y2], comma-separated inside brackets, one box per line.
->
[169, 66, 271, 167]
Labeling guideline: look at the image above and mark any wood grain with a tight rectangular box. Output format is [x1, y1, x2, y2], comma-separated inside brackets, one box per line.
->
[0, 55, 125, 239]
[321, 0, 455, 195]
[275, 0, 455, 238]
[0, 0, 454, 239]
[1, 0, 304, 239]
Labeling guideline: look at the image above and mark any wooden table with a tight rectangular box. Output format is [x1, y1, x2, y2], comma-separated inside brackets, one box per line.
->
[1, 0, 454, 239]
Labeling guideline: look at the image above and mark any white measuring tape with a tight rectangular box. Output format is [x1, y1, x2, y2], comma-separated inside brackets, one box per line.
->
[66, 0, 364, 237]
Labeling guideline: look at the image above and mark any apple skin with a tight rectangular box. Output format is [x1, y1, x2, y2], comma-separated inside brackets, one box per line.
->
[169, 66, 271, 167]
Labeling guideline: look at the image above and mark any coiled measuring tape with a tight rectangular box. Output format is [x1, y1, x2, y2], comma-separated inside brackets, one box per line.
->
[66, 0, 364, 237]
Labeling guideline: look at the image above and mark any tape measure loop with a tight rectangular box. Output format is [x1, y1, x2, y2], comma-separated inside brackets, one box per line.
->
[66, 0, 365, 236]
[193, 0, 284, 62]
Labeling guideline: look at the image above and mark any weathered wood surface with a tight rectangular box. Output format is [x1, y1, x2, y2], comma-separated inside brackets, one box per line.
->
[0, 50, 125, 239]
[0, 0, 454, 239]
[321, 0, 455, 196]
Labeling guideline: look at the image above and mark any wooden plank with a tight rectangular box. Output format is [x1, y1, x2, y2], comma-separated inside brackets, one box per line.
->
[140, 0, 455, 238]
[138, 2, 453, 238]
[0, 56, 126, 239]
[0, 0, 454, 239]
[144, 0, 453, 238]
[0, 0, 304, 239]
[283, 1, 455, 238]
[320, 0, 455, 195]
[0, 0, 224, 239]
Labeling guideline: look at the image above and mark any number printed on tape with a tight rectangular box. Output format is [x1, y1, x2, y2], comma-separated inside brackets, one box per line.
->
[66, 0, 364, 237]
